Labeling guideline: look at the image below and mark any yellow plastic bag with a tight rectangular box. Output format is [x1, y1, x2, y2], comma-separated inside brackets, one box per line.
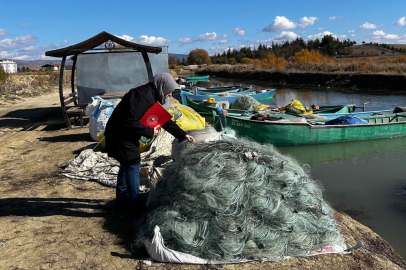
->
[278, 99, 313, 114]
[97, 132, 106, 148]
[167, 108, 205, 130]
[254, 104, 270, 110]
[96, 131, 154, 153]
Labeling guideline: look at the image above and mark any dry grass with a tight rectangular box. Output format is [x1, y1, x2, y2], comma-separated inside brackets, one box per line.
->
[203, 54, 406, 75]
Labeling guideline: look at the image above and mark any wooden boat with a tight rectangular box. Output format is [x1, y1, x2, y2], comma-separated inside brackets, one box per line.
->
[213, 112, 406, 146]
[197, 85, 241, 91]
[187, 97, 352, 116]
[187, 98, 392, 118]
[181, 89, 275, 105]
[195, 87, 252, 96]
[180, 75, 210, 80]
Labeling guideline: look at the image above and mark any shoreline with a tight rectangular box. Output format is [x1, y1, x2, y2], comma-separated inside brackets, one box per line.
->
[195, 66, 406, 94]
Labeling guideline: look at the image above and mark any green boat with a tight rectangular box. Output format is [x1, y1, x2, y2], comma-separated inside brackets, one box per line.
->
[180, 75, 210, 80]
[187, 97, 355, 116]
[213, 112, 406, 146]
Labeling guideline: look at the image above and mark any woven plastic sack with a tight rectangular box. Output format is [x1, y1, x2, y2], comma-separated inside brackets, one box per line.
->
[167, 108, 205, 131]
[89, 102, 114, 141]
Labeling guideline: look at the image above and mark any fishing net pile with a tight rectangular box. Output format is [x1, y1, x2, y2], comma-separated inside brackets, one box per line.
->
[136, 139, 345, 262]
[230, 95, 261, 110]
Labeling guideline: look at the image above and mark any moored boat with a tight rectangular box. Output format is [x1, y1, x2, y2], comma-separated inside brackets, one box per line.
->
[181, 89, 275, 105]
[195, 87, 252, 96]
[213, 111, 406, 146]
[180, 75, 210, 80]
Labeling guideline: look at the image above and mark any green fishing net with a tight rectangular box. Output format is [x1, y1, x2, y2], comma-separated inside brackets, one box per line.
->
[230, 95, 261, 110]
[135, 139, 345, 261]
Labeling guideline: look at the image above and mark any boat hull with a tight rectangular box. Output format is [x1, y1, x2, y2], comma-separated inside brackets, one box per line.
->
[181, 89, 275, 105]
[221, 113, 406, 146]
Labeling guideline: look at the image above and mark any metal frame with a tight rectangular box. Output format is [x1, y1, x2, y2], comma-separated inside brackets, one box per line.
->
[46, 31, 161, 129]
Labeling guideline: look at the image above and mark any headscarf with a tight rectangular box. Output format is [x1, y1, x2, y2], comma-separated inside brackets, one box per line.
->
[153, 73, 179, 104]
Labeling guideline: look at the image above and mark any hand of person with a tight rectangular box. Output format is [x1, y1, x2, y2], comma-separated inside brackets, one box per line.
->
[153, 126, 159, 137]
[185, 135, 195, 143]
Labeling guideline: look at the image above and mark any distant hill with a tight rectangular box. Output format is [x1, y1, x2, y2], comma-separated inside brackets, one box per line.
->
[169, 53, 188, 61]
[12, 54, 188, 68]
[347, 44, 405, 57]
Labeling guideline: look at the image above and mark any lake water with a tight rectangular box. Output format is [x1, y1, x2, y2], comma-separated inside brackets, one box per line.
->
[202, 78, 406, 258]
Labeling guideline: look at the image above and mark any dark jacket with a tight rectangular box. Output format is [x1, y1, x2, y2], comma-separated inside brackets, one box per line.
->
[104, 82, 186, 165]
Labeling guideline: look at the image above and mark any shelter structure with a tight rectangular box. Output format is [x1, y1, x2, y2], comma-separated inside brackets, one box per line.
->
[45, 31, 167, 129]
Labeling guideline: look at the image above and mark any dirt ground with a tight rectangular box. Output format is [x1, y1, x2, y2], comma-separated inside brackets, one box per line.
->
[1, 90, 406, 270]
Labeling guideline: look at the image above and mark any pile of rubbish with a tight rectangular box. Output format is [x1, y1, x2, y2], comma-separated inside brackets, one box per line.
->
[135, 139, 347, 263]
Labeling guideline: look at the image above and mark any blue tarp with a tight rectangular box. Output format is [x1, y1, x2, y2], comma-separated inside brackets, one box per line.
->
[325, 114, 369, 125]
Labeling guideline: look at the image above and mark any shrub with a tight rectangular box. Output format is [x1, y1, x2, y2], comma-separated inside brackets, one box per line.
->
[0, 67, 10, 84]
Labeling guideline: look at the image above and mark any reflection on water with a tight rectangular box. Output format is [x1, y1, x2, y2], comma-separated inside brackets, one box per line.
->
[208, 78, 406, 258]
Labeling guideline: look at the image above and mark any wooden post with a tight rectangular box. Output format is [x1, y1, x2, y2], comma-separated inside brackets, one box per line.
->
[71, 55, 77, 105]
[59, 52, 71, 129]
[141, 50, 154, 83]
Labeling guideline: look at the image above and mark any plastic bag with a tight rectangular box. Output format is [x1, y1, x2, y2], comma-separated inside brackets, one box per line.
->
[167, 108, 205, 131]
[279, 99, 313, 115]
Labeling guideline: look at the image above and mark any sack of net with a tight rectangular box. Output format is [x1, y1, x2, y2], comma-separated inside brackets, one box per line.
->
[134, 139, 346, 263]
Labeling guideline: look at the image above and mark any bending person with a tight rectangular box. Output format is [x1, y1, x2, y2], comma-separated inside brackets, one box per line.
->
[104, 73, 195, 215]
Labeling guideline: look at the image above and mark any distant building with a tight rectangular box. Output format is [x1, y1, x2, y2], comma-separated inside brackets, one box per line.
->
[41, 63, 61, 71]
[0, 60, 17, 73]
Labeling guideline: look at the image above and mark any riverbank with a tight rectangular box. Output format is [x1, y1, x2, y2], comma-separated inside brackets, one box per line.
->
[0, 92, 405, 269]
[196, 65, 406, 93]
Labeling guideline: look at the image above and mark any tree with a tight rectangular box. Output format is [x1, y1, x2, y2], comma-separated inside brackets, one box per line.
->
[0, 66, 10, 84]
[187, 49, 211, 65]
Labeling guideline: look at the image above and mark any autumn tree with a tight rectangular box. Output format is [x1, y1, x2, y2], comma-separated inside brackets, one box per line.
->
[187, 49, 212, 65]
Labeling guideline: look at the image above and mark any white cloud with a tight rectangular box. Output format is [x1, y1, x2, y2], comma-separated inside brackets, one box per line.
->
[394, 16, 406, 26]
[116, 34, 134, 41]
[317, 27, 324, 31]
[178, 38, 194, 44]
[263, 16, 297, 32]
[209, 44, 256, 55]
[219, 39, 228, 44]
[0, 34, 38, 49]
[358, 22, 378, 30]
[63, 39, 69, 44]
[0, 29, 8, 37]
[299, 16, 318, 28]
[199, 32, 218, 41]
[348, 29, 355, 33]
[222, 34, 229, 38]
[329, 16, 337, 20]
[351, 34, 357, 37]
[371, 30, 400, 40]
[19, 45, 37, 52]
[116, 34, 171, 45]
[308, 31, 345, 40]
[233, 28, 246, 36]
[372, 30, 385, 36]
[135, 35, 172, 45]
[18, 23, 28, 27]
[256, 31, 299, 44]
[273, 31, 300, 41]
[384, 34, 400, 39]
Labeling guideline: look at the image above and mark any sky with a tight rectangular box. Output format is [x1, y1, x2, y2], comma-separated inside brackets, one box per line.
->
[1, 0, 406, 60]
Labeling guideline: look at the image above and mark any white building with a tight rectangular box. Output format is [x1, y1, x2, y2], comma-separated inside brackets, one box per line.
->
[0, 60, 17, 73]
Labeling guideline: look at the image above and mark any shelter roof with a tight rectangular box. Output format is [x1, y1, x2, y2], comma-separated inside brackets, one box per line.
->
[45, 31, 162, 57]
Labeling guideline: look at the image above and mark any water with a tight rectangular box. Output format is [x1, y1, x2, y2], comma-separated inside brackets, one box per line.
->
[203, 78, 406, 258]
